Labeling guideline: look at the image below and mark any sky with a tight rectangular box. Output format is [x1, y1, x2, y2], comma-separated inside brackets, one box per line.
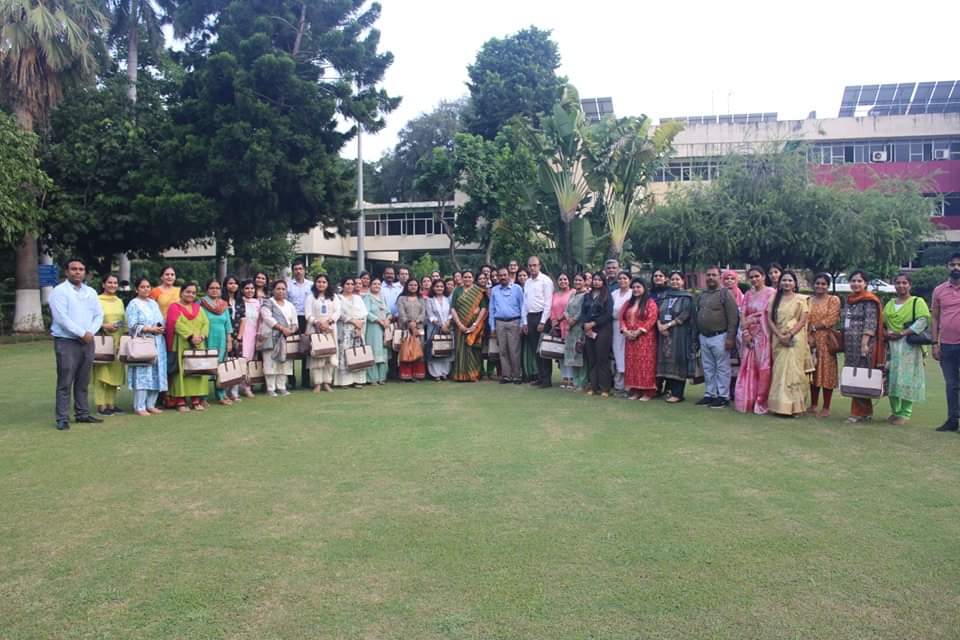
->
[344, 0, 959, 161]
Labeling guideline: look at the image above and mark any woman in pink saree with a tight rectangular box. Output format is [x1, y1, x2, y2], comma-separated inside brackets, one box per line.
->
[735, 266, 776, 414]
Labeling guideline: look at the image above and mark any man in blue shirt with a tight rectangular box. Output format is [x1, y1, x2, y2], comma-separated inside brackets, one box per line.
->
[488, 266, 525, 383]
[285, 259, 312, 389]
[49, 258, 104, 430]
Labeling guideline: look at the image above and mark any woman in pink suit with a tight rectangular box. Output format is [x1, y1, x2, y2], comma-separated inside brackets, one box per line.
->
[735, 266, 777, 414]
[238, 279, 262, 396]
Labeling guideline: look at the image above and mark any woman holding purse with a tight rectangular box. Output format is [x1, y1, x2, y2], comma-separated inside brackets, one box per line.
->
[397, 278, 427, 381]
[166, 282, 210, 412]
[237, 279, 261, 397]
[200, 279, 234, 406]
[883, 273, 929, 425]
[93, 274, 126, 416]
[843, 270, 886, 423]
[425, 278, 453, 380]
[308, 273, 341, 392]
[363, 277, 390, 385]
[259, 280, 298, 397]
[125, 277, 167, 416]
[334, 277, 369, 388]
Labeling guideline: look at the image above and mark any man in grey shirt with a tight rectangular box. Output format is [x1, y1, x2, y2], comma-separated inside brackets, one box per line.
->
[696, 265, 739, 409]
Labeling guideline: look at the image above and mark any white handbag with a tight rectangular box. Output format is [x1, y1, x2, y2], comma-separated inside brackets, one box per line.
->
[383, 323, 395, 347]
[484, 335, 500, 361]
[392, 329, 407, 352]
[285, 335, 305, 358]
[538, 333, 566, 360]
[94, 335, 116, 362]
[246, 359, 265, 385]
[431, 334, 453, 357]
[182, 349, 219, 376]
[120, 328, 158, 364]
[840, 366, 885, 399]
[216, 357, 247, 389]
[344, 337, 375, 371]
[310, 332, 337, 357]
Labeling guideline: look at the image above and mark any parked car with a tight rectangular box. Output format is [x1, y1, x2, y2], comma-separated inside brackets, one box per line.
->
[831, 274, 896, 294]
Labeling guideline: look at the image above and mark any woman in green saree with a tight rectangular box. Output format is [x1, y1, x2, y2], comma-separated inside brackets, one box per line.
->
[165, 282, 210, 412]
[883, 272, 929, 425]
[451, 271, 489, 382]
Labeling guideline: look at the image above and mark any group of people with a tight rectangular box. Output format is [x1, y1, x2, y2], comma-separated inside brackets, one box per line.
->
[46, 253, 960, 434]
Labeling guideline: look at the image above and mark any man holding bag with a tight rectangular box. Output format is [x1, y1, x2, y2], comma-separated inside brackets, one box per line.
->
[49, 258, 104, 430]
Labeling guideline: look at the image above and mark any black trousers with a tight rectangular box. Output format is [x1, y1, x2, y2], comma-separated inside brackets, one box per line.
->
[667, 378, 686, 400]
[288, 316, 310, 388]
[54, 337, 94, 422]
[526, 312, 552, 385]
[584, 324, 613, 393]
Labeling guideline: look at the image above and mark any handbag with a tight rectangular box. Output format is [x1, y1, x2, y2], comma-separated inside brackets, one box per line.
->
[483, 335, 500, 361]
[431, 333, 453, 357]
[344, 337, 374, 371]
[383, 323, 395, 347]
[537, 329, 566, 360]
[840, 366, 885, 398]
[121, 330, 158, 365]
[182, 349, 219, 376]
[284, 334, 304, 358]
[690, 354, 705, 385]
[399, 333, 424, 363]
[392, 328, 406, 352]
[246, 359, 265, 385]
[904, 298, 933, 346]
[825, 328, 843, 355]
[216, 357, 247, 389]
[94, 335, 116, 362]
[310, 332, 337, 357]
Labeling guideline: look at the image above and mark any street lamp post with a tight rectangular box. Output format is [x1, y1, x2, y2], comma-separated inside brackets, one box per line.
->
[356, 99, 365, 273]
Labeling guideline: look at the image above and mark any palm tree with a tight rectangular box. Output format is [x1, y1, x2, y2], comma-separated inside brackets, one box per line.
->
[0, 0, 108, 331]
[535, 84, 594, 270]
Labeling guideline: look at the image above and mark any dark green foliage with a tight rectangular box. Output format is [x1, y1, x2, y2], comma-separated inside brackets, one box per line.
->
[164, 0, 398, 259]
[0, 112, 50, 247]
[464, 26, 565, 140]
[908, 266, 949, 300]
[41, 72, 214, 275]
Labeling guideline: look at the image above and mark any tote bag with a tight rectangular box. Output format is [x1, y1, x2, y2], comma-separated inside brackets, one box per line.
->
[310, 332, 337, 357]
[840, 366, 885, 399]
[537, 330, 565, 360]
[94, 335, 116, 362]
[246, 359, 265, 385]
[216, 357, 247, 389]
[344, 337, 375, 371]
[182, 349, 219, 376]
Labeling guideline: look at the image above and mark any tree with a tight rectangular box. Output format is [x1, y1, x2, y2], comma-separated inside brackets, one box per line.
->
[107, 0, 176, 105]
[464, 26, 565, 140]
[378, 98, 466, 202]
[586, 115, 683, 260]
[0, 113, 51, 249]
[0, 0, 109, 331]
[531, 84, 594, 271]
[41, 71, 214, 275]
[165, 0, 399, 271]
[413, 147, 460, 269]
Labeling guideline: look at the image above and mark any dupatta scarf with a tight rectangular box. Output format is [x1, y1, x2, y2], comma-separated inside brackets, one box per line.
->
[165, 301, 201, 351]
[262, 298, 291, 363]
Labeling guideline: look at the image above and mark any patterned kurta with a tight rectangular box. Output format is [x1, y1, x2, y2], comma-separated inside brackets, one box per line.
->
[883, 296, 928, 403]
[125, 298, 168, 392]
[620, 298, 659, 391]
[843, 298, 881, 368]
[807, 294, 841, 389]
[364, 293, 389, 382]
[735, 287, 776, 414]
[655, 291, 696, 381]
[767, 294, 811, 416]
[563, 291, 586, 369]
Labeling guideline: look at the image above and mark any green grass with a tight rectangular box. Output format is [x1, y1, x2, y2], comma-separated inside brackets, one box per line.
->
[2, 341, 959, 639]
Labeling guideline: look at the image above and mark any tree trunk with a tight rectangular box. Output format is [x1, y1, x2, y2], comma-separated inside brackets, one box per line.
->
[292, 2, 307, 57]
[12, 105, 44, 332]
[483, 235, 494, 266]
[436, 204, 461, 271]
[126, 0, 138, 105]
[14, 232, 44, 333]
[560, 220, 573, 272]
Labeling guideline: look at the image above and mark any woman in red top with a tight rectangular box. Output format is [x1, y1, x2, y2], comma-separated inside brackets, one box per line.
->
[620, 278, 659, 400]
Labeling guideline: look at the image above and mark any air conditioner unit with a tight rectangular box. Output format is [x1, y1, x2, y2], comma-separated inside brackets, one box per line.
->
[934, 149, 950, 160]
[871, 150, 888, 163]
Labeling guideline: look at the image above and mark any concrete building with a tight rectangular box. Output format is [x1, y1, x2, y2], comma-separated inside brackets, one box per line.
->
[649, 81, 960, 239]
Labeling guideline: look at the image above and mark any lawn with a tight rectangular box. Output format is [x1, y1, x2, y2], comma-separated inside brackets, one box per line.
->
[1, 340, 959, 639]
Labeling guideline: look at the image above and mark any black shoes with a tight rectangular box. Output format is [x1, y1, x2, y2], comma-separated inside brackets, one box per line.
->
[500, 378, 511, 384]
[696, 396, 715, 406]
[76, 415, 104, 424]
[710, 398, 730, 409]
[56, 420, 69, 431]
[935, 420, 959, 432]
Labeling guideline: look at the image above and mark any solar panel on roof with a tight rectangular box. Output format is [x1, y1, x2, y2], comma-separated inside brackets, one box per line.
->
[838, 80, 960, 116]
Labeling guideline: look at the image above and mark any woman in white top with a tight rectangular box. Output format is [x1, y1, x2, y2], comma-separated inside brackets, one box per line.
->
[306, 273, 340, 392]
[334, 276, 369, 387]
[424, 278, 453, 380]
[611, 270, 632, 394]
[259, 280, 299, 396]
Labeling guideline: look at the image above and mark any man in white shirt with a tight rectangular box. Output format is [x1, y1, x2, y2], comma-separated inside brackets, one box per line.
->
[521, 255, 554, 387]
[49, 258, 104, 430]
[285, 260, 313, 389]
